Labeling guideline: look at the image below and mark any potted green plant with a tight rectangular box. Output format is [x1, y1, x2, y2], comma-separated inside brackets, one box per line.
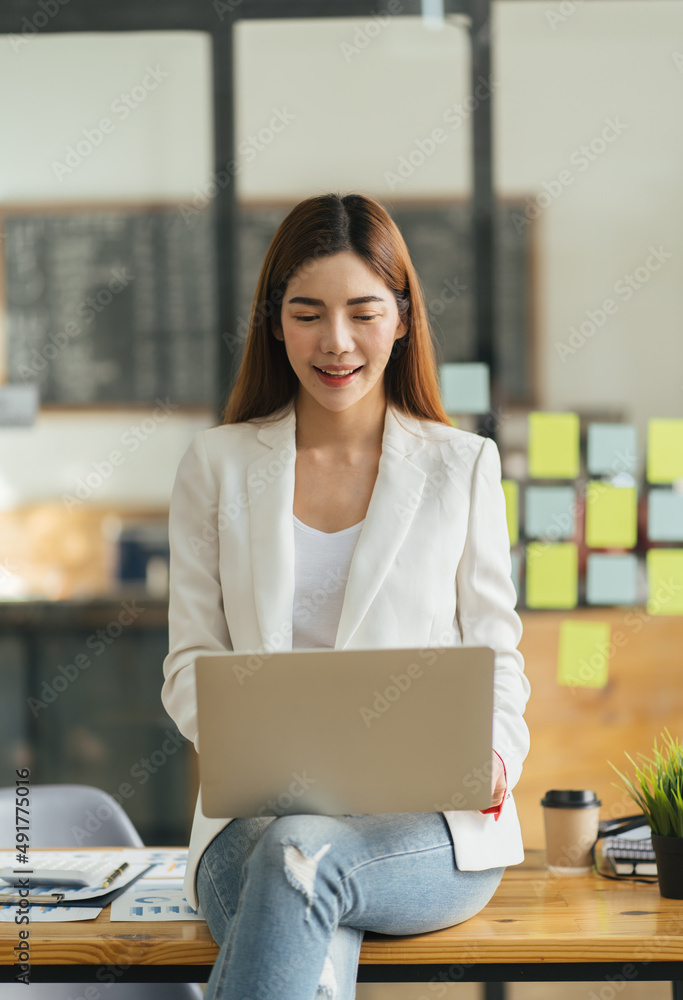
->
[609, 728, 683, 899]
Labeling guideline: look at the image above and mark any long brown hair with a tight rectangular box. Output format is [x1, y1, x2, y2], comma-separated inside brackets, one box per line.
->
[221, 192, 450, 428]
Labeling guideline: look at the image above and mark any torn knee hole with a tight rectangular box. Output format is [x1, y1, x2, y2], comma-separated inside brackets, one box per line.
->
[281, 840, 332, 917]
[316, 955, 337, 998]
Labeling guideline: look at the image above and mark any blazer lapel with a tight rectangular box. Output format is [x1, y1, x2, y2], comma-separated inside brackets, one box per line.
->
[246, 403, 298, 653]
[334, 410, 427, 647]
[246, 401, 428, 652]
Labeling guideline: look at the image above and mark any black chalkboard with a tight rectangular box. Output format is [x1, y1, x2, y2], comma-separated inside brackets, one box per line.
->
[3, 206, 218, 406]
[235, 200, 534, 404]
[2, 200, 532, 407]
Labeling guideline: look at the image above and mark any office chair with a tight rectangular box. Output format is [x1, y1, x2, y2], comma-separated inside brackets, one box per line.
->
[0, 784, 203, 998]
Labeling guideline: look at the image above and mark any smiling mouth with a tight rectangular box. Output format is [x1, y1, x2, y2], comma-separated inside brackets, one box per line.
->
[313, 366, 364, 377]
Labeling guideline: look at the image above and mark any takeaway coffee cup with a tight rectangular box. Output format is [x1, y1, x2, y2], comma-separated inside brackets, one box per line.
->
[541, 789, 602, 874]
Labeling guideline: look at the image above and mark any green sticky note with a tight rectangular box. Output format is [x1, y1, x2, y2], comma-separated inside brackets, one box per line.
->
[647, 419, 683, 484]
[528, 412, 580, 479]
[502, 479, 519, 546]
[557, 620, 612, 688]
[585, 482, 638, 549]
[646, 549, 683, 615]
[525, 542, 578, 609]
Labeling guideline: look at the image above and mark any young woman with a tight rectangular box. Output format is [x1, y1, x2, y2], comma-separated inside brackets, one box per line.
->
[161, 191, 530, 1000]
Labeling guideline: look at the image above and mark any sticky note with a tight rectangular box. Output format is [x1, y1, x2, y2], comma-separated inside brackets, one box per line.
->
[439, 363, 490, 415]
[509, 549, 522, 605]
[646, 549, 683, 615]
[647, 419, 683, 484]
[502, 480, 519, 545]
[525, 542, 578, 609]
[584, 482, 637, 549]
[586, 553, 639, 605]
[557, 620, 612, 688]
[648, 489, 683, 542]
[528, 412, 580, 479]
[524, 486, 576, 539]
[587, 423, 637, 476]
[448, 417, 459, 428]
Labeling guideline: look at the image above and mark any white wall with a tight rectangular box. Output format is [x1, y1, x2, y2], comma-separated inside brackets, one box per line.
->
[0, 3, 680, 505]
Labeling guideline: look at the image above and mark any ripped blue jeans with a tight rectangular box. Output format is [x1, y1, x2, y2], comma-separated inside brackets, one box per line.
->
[195, 812, 505, 1000]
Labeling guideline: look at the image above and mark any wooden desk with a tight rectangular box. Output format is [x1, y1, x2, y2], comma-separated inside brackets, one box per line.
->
[1, 850, 682, 996]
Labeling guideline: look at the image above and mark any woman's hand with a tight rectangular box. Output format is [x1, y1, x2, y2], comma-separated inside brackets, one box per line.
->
[490, 750, 507, 808]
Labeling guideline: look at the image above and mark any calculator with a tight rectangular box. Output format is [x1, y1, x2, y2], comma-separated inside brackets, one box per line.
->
[0, 852, 125, 888]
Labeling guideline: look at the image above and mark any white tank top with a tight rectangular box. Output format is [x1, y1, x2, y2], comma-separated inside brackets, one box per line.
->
[292, 513, 364, 648]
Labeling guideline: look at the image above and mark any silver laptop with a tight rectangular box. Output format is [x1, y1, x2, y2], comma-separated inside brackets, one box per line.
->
[195, 646, 495, 819]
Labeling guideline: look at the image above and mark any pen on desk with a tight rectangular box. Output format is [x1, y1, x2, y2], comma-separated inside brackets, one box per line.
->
[0, 891, 65, 905]
[100, 861, 129, 889]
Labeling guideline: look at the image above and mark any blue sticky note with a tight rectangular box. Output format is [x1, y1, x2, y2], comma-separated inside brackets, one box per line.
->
[587, 423, 637, 476]
[439, 363, 490, 414]
[586, 553, 639, 605]
[524, 486, 576, 539]
[509, 549, 522, 606]
[648, 489, 683, 542]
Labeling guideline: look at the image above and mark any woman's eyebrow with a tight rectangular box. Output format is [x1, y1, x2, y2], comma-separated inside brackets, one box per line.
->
[286, 295, 386, 306]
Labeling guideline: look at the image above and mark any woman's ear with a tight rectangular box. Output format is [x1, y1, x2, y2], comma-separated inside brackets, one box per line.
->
[395, 313, 410, 341]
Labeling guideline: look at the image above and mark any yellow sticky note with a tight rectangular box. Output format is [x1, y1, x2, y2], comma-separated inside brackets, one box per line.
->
[646, 549, 683, 615]
[585, 482, 638, 549]
[502, 479, 519, 546]
[528, 412, 580, 479]
[525, 542, 578, 609]
[448, 416, 459, 428]
[557, 620, 612, 688]
[647, 419, 683, 483]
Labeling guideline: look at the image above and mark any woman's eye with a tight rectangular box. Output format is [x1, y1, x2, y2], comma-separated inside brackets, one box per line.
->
[294, 314, 377, 322]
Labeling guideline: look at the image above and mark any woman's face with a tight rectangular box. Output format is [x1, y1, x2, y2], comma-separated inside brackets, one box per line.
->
[274, 251, 408, 414]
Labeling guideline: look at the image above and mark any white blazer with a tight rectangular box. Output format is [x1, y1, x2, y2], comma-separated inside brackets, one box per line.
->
[161, 400, 531, 909]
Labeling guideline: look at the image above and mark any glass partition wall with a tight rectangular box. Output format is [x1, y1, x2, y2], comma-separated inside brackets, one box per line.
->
[1, 0, 682, 844]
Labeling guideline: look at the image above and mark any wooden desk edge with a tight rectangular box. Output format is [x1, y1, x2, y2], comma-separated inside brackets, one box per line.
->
[1, 849, 682, 969]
